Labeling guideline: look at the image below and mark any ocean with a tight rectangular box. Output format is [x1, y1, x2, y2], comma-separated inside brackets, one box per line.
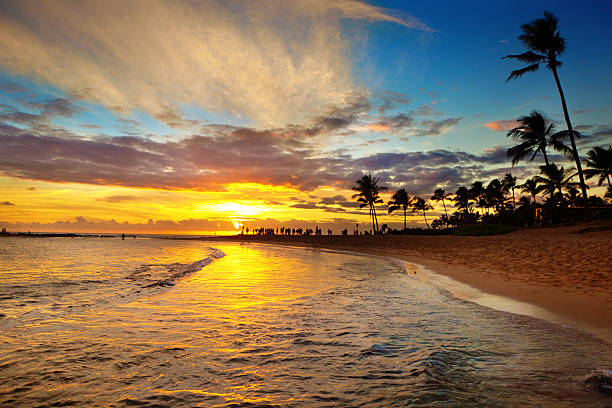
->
[0, 237, 610, 407]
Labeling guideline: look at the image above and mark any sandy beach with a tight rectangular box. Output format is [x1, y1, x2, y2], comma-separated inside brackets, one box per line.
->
[207, 222, 612, 342]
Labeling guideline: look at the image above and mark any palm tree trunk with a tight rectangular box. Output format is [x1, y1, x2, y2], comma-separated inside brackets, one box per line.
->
[369, 206, 375, 235]
[511, 187, 516, 210]
[403, 207, 407, 230]
[607, 173, 611, 188]
[542, 149, 550, 167]
[551, 65, 588, 201]
[373, 206, 380, 234]
[442, 199, 448, 218]
[422, 209, 430, 229]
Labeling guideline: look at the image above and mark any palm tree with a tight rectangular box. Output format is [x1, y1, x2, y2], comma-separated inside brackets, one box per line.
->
[411, 197, 433, 229]
[431, 189, 452, 219]
[486, 179, 506, 213]
[520, 178, 539, 205]
[533, 164, 579, 198]
[502, 173, 518, 209]
[506, 111, 572, 166]
[469, 181, 487, 215]
[504, 11, 588, 200]
[453, 186, 471, 213]
[352, 174, 387, 234]
[387, 188, 412, 231]
[583, 146, 612, 188]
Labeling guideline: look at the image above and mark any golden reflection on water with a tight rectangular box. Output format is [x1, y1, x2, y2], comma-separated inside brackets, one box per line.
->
[1, 239, 611, 407]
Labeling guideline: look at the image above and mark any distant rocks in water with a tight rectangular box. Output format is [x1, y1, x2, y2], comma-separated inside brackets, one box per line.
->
[584, 369, 612, 394]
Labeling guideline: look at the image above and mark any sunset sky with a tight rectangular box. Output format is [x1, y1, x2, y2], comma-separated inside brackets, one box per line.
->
[0, 0, 610, 234]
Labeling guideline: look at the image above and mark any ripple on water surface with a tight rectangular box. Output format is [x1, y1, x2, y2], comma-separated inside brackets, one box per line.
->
[0, 238, 610, 407]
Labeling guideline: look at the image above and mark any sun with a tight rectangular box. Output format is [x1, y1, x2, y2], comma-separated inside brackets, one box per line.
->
[232, 221, 241, 229]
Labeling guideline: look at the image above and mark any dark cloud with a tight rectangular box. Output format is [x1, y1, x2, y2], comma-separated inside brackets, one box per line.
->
[26, 98, 83, 118]
[414, 117, 463, 136]
[374, 90, 410, 113]
[0, 81, 28, 94]
[318, 195, 346, 205]
[312, 91, 370, 132]
[0, 115, 523, 196]
[0, 97, 83, 128]
[0, 201, 15, 205]
[371, 113, 414, 133]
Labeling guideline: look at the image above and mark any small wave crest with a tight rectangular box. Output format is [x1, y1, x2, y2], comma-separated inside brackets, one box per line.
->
[128, 248, 225, 288]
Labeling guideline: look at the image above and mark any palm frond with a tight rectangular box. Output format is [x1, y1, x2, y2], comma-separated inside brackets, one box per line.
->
[502, 51, 545, 63]
[505, 63, 540, 81]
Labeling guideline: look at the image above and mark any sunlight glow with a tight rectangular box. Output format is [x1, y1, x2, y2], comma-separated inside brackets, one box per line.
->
[210, 203, 262, 216]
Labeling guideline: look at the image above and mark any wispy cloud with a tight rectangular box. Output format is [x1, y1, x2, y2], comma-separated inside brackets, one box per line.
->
[0, 0, 428, 126]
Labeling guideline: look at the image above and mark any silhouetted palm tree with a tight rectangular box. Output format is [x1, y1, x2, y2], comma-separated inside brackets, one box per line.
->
[431, 189, 452, 219]
[502, 173, 518, 209]
[453, 186, 471, 213]
[486, 179, 506, 213]
[533, 164, 579, 198]
[520, 177, 539, 205]
[411, 197, 433, 229]
[352, 174, 387, 234]
[504, 11, 588, 200]
[387, 188, 412, 231]
[469, 181, 487, 215]
[506, 111, 573, 167]
[583, 146, 612, 188]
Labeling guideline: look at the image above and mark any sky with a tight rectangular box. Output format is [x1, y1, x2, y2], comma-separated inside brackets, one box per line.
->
[0, 0, 610, 234]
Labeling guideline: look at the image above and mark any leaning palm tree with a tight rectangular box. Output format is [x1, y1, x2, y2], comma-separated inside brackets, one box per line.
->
[352, 174, 387, 234]
[502, 174, 518, 209]
[533, 163, 579, 198]
[431, 189, 452, 219]
[583, 146, 612, 188]
[411, 197, 433, 229]
[387, 188, 412, 231]
[520, 177, 539, 205]
[504, 11, 588, 200]
[506, 111, 572, 166]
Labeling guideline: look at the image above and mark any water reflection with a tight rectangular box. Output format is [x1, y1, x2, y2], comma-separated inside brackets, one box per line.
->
[0, 239, 610, 407]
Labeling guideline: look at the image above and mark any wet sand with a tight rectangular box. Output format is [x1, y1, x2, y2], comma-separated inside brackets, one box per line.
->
[206, 222, 612, 342]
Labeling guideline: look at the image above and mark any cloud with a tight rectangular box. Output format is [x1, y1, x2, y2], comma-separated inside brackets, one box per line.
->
[374, 90, 410, 113]
[366, 112, 414, 133]
[571, 109, 608, 115]
[96, 195, 150, 203]
[414, 117, 462, 136]
[0, 0, 428, 126]
[484, 120, 518, 132]
[0, 80, 28, 94]
[319, 195, 347, 205]
[0, 117, 519, 195]
[0, 96, 83, 127]
[0, 201, 15, 205]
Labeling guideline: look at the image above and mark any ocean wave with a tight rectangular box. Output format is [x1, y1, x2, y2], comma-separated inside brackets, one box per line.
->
[129, 248, 225, 288]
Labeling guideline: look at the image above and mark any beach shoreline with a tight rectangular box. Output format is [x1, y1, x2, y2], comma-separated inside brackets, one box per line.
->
[195, 222, 612, 343]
